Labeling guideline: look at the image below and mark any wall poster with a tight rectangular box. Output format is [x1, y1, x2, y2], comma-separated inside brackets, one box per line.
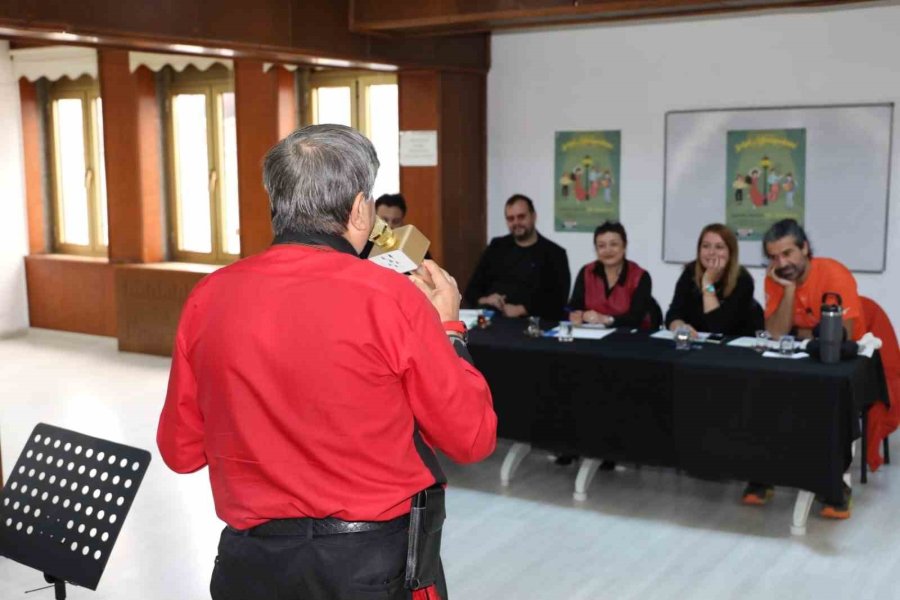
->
[554, 130, 620, 232]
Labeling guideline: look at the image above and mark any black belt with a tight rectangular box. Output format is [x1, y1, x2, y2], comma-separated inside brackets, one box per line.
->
[229, 514, 410, 537]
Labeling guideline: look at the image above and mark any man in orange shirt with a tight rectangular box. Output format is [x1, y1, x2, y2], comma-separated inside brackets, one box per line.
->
[744, 219, 863, 518]
[764, 219, 864, 341]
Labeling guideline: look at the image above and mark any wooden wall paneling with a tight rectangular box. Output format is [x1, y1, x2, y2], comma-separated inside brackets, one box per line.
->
[98, 50, 163, 263]
[350, 0, 871, 34]
[276, 67, 298, 138]
[0, 0, 490, 72]
[19, 79, 46, 254]
[115, 264, 211, 356]
[24, 255, 116, 336]
[398, 71, 443, 264]
[234, 60, 288, 258]
[439, 71, 486, 294]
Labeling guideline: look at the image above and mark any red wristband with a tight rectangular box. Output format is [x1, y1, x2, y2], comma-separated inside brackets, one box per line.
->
[442, 321, 467, 335]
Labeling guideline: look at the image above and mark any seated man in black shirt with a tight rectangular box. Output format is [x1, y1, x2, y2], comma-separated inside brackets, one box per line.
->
[464, 194, 570, 320]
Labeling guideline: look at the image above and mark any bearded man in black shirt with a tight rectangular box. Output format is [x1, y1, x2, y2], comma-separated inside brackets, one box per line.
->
[464, 194, 570, 320]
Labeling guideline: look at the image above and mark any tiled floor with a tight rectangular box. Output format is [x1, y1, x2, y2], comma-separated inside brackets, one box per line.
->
[2, 329, 898, 599]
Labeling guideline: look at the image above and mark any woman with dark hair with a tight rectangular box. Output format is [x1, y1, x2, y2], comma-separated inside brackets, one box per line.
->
[665, 223, 759, 337]
[569, 221, 654, 329]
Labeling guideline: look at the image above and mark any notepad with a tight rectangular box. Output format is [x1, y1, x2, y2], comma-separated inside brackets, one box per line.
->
[545, 327, 617, 340]
[762, 351, 809, 360]
[651, 329, 710, 342]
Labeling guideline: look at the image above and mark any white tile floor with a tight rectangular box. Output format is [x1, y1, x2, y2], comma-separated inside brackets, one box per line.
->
[1, 329, 899, 599]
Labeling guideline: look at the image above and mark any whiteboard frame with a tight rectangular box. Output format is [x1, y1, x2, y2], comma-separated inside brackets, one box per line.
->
[663, 102, 894, 273]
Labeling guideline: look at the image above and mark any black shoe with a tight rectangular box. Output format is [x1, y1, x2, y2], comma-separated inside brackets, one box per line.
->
[553, 454, 579, 466]
[599, 460, 617, 471]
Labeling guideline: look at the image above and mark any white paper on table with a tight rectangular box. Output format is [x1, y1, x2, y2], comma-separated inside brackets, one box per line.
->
[651, 329, 710, 342]
[727, 336, 759, 348]
[762, 351, 810, 359]
[546, 327, 617, 340]
[459, 309, 482, 330]
[578, 323, 607, 330]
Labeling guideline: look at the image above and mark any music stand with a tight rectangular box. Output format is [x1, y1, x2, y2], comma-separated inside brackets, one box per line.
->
[0, 423, 151, 599]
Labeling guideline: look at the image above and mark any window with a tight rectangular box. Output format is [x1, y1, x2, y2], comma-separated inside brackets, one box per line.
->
[166, 67, 239, 263]
[310, 72, 398, 199]
[48, 77, 108, 256]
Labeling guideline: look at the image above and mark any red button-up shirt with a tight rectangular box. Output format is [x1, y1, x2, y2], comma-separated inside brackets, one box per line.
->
[157, 240, 497, 529]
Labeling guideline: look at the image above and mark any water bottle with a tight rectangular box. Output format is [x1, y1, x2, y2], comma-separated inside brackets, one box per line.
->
[819, 292, 843, 364]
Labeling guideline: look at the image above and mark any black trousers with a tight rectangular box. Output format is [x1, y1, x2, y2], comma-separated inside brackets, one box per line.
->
[210, 520, 448, 600]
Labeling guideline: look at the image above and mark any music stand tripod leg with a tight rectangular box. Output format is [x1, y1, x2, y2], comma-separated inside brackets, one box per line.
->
[43, 574, 66, 600]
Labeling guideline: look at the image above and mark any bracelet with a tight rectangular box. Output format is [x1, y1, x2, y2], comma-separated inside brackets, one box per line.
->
[442, 320, 467, 335]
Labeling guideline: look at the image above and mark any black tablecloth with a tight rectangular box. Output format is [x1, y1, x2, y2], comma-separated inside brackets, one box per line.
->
[468, 317, 886, 504]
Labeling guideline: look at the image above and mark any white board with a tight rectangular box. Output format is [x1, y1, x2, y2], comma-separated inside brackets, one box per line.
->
[663, 104, 893, 272]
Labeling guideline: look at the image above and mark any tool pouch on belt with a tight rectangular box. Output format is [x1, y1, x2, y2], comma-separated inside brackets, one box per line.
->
[404, 485, 445, 590]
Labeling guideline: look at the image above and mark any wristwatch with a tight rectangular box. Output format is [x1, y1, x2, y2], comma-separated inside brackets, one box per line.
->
[703, 283, 716, 295]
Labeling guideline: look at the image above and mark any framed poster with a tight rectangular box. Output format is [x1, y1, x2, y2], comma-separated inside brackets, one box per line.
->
[554, 131, 620, 232]
[726, 128, 806, 241]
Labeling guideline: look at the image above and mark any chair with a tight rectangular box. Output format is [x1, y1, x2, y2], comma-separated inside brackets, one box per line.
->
[746, 299, 765, 334]
[861, 296, 900, 471]
[647, 296, 663, 330]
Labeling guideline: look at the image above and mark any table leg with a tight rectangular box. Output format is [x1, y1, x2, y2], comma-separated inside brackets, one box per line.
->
[791, 490, 815, 536]
[573, 458, 601, 502]
[500, 442, 532, 487]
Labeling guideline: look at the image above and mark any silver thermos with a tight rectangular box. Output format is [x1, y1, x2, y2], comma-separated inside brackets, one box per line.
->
[819, 292, 843, 364]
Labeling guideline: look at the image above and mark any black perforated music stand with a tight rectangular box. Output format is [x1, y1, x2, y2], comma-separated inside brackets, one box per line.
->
[0, 423, 151, 599]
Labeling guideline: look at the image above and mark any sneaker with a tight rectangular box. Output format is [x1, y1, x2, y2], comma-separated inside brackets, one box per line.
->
[820, 484, 852, 519]
[741, 483, 774, 505]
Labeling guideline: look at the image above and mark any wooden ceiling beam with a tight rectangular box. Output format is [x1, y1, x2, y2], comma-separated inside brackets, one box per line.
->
[350, 0, 876, 35]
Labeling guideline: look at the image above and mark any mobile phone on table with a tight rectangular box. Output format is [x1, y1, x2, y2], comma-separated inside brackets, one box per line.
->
[707, 333, 725, 344]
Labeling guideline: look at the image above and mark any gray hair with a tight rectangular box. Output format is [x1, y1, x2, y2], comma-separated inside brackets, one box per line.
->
[263, 124, 380, 236]
[762, 218, 813, 257]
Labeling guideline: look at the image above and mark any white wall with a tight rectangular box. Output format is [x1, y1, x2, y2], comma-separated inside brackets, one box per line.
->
[0, 41, 30, 336]
[488, 4, 900, 319]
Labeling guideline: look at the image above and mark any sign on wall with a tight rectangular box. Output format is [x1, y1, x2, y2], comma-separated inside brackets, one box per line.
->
[554, 130, 620, 232]
[725, 128, 806, 241]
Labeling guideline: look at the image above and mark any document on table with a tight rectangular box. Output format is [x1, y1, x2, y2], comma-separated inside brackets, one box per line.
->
[651, 329, 710, 342]
[545, 326, 617, 340]
[762, 351, 810, 359]
[727, 336, 758, 348]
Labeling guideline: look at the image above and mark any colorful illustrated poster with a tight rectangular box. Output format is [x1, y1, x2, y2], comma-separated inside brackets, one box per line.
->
[554, 131, 620, 232]
[726, 129, 806, 241]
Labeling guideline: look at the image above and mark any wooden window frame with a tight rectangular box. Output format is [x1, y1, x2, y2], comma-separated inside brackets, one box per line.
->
[47, 76, 107, 257]
[309, 70, 396, 139]
[165, 67, 238, 264]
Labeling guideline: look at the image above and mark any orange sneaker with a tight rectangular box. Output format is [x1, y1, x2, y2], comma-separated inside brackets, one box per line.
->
[820, 485, 852, 520]
[741, 483, 774, 505]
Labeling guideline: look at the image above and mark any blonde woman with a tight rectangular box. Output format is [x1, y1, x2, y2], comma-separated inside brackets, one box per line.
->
[665, 223, 759, 337]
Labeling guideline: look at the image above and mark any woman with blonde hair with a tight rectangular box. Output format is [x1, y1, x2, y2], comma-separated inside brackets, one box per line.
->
[665, 223, 760, 336]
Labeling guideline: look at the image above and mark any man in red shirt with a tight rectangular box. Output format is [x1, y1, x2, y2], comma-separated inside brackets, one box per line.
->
[744, 219, 862, 519]
[157, 124, 497, 599]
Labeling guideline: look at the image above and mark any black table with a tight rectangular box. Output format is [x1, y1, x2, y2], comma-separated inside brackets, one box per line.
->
[468, 317, 886, 506]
